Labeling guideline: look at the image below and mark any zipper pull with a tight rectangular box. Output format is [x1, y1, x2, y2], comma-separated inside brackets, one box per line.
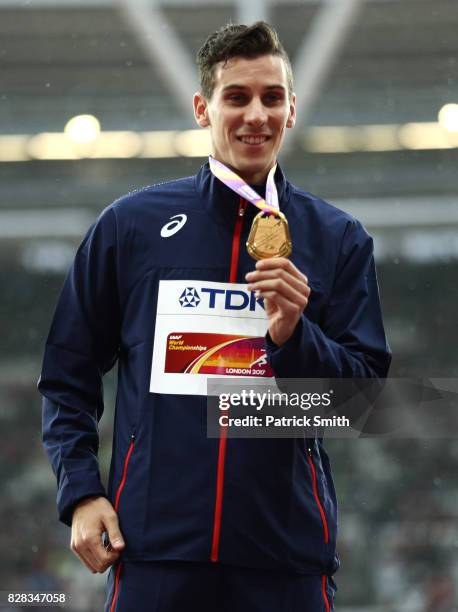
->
[238, 198, 247, 216]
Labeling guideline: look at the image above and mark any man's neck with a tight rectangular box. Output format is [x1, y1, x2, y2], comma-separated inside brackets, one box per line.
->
[211, 156, 274, 186]
[239, 170, 269, 186]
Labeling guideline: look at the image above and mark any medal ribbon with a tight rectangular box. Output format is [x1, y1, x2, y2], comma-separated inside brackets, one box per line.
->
[208, 156, 279, 215]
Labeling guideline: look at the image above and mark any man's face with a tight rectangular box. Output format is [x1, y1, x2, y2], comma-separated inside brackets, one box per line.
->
[194, 54, 296, 185]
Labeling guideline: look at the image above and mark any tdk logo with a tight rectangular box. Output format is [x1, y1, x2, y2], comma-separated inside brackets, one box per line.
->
[179, 287, 264, 311]
[179, 287, 201, 307]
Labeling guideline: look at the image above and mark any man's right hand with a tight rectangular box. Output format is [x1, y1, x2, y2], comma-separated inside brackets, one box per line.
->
[70, 496, 125, 574]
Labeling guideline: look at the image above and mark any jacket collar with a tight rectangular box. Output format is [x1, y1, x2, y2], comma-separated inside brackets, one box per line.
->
[194, 160, 292, 226]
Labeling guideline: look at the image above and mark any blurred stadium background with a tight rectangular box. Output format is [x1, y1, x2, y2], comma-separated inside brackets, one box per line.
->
[0, 0, 457, 609]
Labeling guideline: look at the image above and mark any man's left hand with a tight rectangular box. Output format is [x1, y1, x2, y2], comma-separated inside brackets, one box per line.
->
[246, 258, 310, 347]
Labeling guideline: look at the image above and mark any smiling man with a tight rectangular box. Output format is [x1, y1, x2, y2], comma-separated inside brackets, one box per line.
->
[194, 53, 295, 185]
[39, 22, 391, 612]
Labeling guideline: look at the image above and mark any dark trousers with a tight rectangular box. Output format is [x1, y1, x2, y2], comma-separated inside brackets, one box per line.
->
[105, 560, 336, 612]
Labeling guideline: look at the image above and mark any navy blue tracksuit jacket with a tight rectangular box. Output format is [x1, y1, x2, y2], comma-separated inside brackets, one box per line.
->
[39, 162, 391, 579]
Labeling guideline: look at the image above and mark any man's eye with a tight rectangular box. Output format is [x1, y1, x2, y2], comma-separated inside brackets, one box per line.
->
[265, 94, 281, 103]
[228, 95, 245, 103]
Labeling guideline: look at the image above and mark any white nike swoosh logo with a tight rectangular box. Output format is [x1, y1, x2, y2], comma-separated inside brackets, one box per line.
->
[160, 214, 188, 238]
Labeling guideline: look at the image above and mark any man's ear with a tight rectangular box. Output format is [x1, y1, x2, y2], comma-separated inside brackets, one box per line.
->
[193, 92, 210, 128]
[286, 93, 296, 129]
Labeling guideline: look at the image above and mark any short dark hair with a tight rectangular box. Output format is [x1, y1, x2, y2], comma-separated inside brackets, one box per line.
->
[196, 22, 293, 100]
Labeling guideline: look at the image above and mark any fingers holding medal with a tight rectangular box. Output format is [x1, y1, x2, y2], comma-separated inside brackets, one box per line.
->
[246, 258, 310, 307]
[245, 258, 311, 347]
[209, 155, 307, 344]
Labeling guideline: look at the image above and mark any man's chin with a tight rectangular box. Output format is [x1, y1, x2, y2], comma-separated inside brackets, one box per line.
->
[240, 159, 273, 177]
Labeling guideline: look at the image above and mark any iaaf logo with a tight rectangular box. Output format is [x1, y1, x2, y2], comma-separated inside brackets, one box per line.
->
[178, 287, 264, 311]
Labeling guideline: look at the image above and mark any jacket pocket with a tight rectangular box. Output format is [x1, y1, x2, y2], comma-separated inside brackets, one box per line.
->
[114, 433, 135, 512]
[305, 440, 330, 545]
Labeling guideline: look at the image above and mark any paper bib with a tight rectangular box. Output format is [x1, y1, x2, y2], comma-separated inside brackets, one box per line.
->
[150, 280, 274, 396]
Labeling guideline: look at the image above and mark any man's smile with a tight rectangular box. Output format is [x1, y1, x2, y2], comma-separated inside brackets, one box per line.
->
[237, 135, 271, 145]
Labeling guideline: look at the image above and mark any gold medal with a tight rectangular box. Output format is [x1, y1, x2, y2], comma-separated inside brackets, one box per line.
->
[246, 210, 292, 260]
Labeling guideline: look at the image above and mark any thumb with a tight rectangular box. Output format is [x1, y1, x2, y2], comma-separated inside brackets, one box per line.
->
[105, 514, 125, 550]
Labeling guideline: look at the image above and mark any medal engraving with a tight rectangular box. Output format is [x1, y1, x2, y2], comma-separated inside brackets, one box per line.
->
[247, 211, 292, 260]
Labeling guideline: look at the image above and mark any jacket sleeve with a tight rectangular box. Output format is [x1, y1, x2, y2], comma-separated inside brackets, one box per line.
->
[38, 207, 121, 526]
[266, 219, 391, 379]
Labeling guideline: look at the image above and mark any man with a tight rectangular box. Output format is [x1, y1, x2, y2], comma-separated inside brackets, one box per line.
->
[39, 22, 391, 611]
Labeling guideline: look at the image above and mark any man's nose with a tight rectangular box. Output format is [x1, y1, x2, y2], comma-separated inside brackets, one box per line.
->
[244, 99, 267, 126]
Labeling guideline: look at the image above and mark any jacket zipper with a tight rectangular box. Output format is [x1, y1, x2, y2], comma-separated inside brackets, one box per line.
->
[307, 445, 330, 544]
[110, 434, 135, 611]
[211, 196, 247, 562]
[229, 196, 248, 283]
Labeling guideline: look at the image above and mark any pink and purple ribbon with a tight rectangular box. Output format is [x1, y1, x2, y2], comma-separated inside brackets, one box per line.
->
[209, 156, 279, 215]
